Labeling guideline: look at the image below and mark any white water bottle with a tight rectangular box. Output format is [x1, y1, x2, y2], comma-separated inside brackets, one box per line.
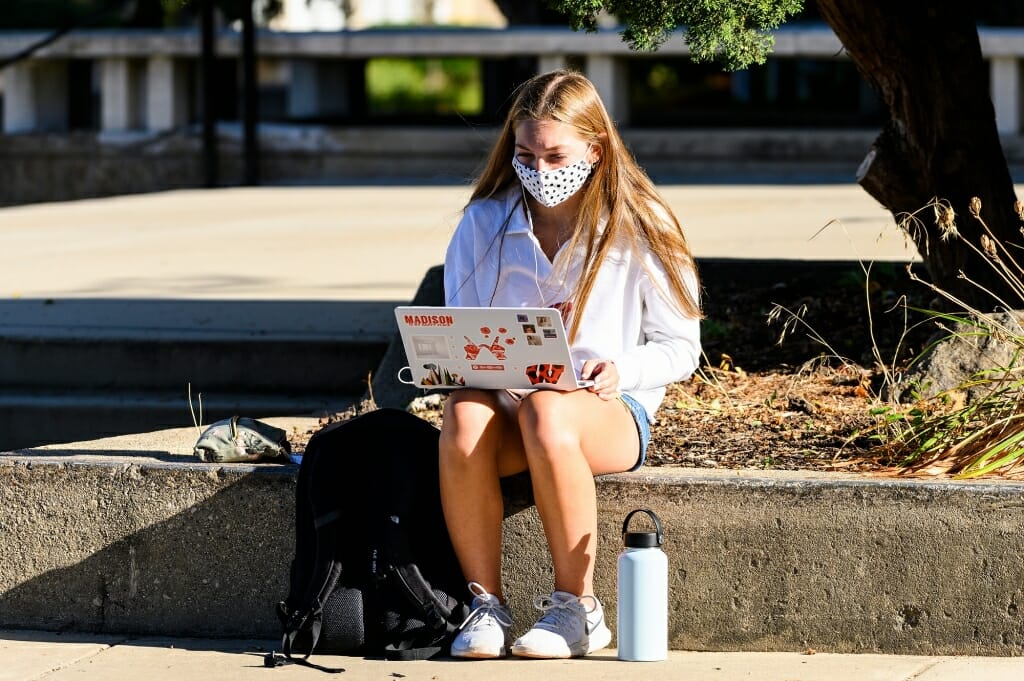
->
[616, 508, 668, 661]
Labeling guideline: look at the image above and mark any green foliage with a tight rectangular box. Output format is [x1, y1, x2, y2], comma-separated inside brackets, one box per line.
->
[700, 317, 731, 342]
[870, 359, 1024, 478]
[551, 0, 805, 70]
[865, 199, 1024, 478]
[834, 262, 902, 292]
[366, 58, 482, 116]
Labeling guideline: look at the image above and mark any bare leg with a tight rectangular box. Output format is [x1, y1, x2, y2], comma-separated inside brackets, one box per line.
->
[516, 390, 639, 597]
[438, 389, 527, 601]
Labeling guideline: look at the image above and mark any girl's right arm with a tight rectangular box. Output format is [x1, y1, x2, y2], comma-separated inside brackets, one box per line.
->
[444, 210, 481, 307]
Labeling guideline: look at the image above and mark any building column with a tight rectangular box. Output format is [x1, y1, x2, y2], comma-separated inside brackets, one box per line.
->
[287, 59, 355, 119]
[287, 59, 317, 118]
[147, 56, 189, 132]
[2, 60, 69, 133]
[101, 58, 145, 132]
[730, 69, 752, 104]
[585, 54, 629, 125]
[538, 55, 568, 74]
[991, 56, 1021, 135]
[2, 62, 35, 133]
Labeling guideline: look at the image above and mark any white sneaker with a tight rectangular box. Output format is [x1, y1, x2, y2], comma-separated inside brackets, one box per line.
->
[510, 591, 613, 659]
[450, 582, 513, 659]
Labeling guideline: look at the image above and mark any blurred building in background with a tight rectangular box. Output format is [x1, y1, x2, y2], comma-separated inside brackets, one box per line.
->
[268, 0, 506, 31]
[0, 1, 1021, 205]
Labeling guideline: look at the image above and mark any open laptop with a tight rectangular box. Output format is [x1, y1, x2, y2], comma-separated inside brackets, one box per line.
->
[394, 306, 593, 391]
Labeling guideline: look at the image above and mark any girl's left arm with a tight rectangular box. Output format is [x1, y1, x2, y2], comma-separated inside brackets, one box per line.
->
[613, 265, 701, 392]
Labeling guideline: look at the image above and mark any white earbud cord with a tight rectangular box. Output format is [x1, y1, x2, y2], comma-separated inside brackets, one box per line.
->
[521, 183, 551, 307]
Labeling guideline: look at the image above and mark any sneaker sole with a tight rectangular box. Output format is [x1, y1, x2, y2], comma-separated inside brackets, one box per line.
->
[451, 647, 508, 660]
[510, 639, 593, 659]
[510, 629, 612, 659]
[509, 645, 576, 659]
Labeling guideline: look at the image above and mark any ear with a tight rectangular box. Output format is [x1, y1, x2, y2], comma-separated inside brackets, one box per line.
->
[588, 135, 606, 165]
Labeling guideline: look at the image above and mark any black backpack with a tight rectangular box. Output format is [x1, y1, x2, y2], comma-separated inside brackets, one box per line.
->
[272, 408, 470, 666]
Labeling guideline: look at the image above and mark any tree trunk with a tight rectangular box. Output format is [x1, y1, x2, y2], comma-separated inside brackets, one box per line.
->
[817, 0, 1021, 310]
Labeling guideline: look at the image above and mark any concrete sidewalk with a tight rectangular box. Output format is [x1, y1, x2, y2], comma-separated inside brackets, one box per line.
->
[5, 631, 1022, 681]
[0, 183, 920, 307]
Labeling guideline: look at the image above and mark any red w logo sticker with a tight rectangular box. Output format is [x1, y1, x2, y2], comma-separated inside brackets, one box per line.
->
[525, 364, 566, 385]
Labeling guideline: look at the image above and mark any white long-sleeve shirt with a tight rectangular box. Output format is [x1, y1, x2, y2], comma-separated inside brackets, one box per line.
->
[443, 188, 701, 421]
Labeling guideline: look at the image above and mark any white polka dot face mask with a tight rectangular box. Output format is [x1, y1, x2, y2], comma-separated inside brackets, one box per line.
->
[511, 148, 593, 208]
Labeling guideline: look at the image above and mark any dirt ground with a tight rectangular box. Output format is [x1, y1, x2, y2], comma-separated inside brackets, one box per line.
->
[645, 258, 932, 475]
[302, 259, 952, 477]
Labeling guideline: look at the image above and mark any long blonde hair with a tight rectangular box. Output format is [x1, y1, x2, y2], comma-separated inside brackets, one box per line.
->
[470, 69, 702, 339]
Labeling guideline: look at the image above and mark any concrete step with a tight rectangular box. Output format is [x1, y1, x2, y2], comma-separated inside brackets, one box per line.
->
[0, 390, 353, 450]
[0, 333, 386, 394]
[3, 422, 1024, 656]
[0, 299, 398, 448]
[0, 299, 396, 393]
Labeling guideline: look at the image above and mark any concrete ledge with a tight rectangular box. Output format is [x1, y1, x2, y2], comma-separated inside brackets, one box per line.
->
[3, 423, 1024, 655]
[588, 470, 1024, 655]
[4, 127, 1024, 206]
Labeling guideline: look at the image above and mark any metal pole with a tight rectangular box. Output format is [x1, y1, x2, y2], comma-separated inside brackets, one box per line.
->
[241, 0, 259, 185]
[200, 0, 218, 188]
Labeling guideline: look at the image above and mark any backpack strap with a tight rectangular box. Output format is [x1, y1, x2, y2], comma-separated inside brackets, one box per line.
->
[377, 562, 463, 661]
[264, 650, 346, 674]
[273, 600, 339, 671]
[277, 435, 349, 659]
[390, 562, 458, 632]
[381, 641, 444, 661]
[280, 608, 322, 660]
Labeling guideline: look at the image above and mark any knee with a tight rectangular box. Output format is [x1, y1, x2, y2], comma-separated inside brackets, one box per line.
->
[517, 392, 577, 459]
[439, 390, 501, 466]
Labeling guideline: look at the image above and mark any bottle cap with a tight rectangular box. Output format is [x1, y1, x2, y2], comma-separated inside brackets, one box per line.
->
[622, 508, 664, 548]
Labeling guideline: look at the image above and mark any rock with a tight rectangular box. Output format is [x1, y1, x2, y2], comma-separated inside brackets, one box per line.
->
[787, 396, 817, 415]
[892, 311, 1024, 404]
[407, 394, 446, 413]
[365, 264, 445, 409]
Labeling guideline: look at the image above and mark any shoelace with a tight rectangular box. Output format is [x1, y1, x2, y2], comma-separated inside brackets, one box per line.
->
[531, 593, 599, 632]
[459, 581, 513, 632]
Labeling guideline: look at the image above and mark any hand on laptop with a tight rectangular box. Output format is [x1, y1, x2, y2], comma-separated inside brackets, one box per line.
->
[581, 359, 620, 400]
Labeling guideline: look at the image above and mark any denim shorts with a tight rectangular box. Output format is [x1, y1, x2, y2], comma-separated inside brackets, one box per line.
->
[618, 393, 651, 472]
